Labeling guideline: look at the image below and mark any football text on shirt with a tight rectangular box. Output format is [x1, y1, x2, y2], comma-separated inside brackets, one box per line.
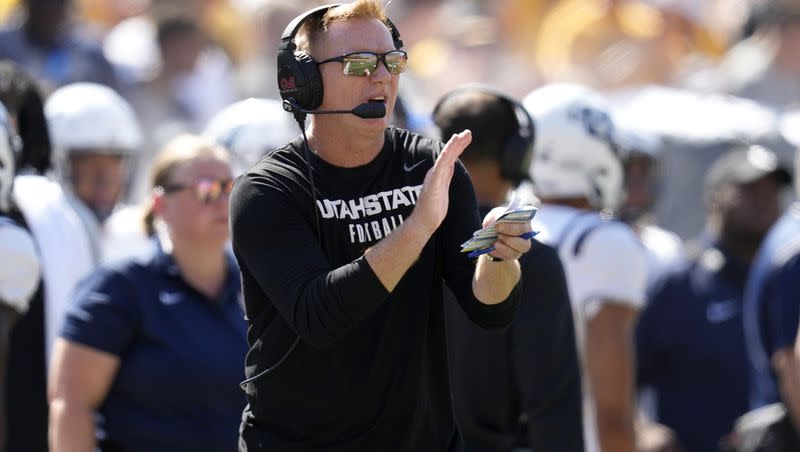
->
[316, 185, 423, 244]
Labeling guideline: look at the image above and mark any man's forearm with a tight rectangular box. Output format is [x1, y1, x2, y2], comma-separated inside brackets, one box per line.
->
[49, 400, 96, 452]
[472, 255, 520, 304]
[587, 303, 639, 452]
[364, 215, 433, 292]
[597, 416, 637, 452]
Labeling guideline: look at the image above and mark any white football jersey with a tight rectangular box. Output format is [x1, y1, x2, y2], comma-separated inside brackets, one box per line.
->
[533, 203, 647, 452]
[13, 175, 94, 363]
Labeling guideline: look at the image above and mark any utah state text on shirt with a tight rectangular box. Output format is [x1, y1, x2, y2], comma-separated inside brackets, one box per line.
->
[316, 185, 423, 244]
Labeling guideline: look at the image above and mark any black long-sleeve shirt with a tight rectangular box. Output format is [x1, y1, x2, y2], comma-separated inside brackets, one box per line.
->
[230, 127, 520, 451]
[446, 237, 585, 452]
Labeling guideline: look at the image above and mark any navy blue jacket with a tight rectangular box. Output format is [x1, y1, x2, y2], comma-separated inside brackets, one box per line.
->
[636, 242, 751, 452]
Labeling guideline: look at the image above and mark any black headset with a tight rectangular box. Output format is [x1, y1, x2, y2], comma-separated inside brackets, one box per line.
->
[277, 3, 405, 112]
[432, 84, 535, 183]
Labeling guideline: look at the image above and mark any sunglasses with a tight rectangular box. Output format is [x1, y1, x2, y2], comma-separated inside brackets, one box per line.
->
[162, 178, 234, 204]
[317, 50, 408, 76]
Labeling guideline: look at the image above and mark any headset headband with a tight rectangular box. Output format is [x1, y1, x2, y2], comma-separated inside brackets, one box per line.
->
[280, 3, 404, 50]
[433, 83, 536, 182]
[433, 83, 534, 143]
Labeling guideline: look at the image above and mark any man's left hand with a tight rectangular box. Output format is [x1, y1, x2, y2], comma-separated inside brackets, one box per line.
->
[481, 207, 533, 261]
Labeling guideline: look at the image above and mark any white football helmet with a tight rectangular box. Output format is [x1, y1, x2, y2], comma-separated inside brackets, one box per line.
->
[45, 83, 143, 160]
[0, 102, 21, 212]
[523, 83, 624, 211]
[203, 98, 297, 174]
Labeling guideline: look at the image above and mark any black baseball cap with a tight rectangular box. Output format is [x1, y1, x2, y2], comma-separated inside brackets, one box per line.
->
[704, 144, 792, 202]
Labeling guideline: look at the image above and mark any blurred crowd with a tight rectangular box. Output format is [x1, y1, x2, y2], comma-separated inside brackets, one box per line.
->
[0, 0, 799, 451]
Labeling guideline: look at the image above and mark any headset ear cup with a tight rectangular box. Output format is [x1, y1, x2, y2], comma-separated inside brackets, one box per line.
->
[277, 45, 301, 103]
[277, 47, 324, 111]
[500, 134, 527, 182]
[500, 103, 535, 183]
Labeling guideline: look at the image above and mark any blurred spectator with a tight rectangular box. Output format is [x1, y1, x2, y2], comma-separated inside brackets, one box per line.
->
[44, 82, 150, 265]
[0, 100, 40, 451]
[392, 1, 537, 111]
[739, 126, 800, 449]
[526, 0, 736, 91]
[101, 15, 160, 87]
[74, 0, 150, 28]
[614, 120, 685, 289]
[718, 0, 800, 111]
[0, 60, 50, 174]
[433, 85, 584, 452]
[123, 15, 202, 135]
[202, 97, 297, 175]
[48, 134, 247, 451]
[121, 14, 236, 203]
[233, 1, 307, 99]
[610, 86, 791, 240]
[2, 60, 92, 452]
[0, 0, 117, 94]
[149, 0, 248, 68]
[524, 83, 647, 452]
[636, 144, 790, 452]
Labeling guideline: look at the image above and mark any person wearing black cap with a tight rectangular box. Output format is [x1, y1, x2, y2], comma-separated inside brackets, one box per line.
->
[0, 0, 118, 93]
[635, 143, 791, 452]
[433, 86, 584, 452]
[739, 142, 800, 449]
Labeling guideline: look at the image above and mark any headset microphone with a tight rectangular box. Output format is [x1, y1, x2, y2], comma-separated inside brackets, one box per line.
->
[282, 99, 386, 119]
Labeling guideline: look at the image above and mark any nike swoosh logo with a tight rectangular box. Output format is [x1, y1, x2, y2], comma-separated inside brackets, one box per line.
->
[706, 299, 739, 324]
[159, 291, 182, 306]
[87, 292, 111, 303]
[403, 160, 425, 172]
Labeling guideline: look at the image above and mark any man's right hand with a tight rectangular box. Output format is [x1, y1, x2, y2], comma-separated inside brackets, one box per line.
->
[410, 130, 472, 235]
[364, 130, 472, 292]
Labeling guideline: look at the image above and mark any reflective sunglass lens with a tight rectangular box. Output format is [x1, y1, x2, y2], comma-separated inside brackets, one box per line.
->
[340, 51, 407, 76]
[194, 179, 233, 204]
[343, 53, 377, 76]
[384, 51, 407, 74]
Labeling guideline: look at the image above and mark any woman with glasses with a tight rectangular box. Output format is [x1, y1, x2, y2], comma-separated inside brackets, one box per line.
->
[48, 134, 247, 452]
